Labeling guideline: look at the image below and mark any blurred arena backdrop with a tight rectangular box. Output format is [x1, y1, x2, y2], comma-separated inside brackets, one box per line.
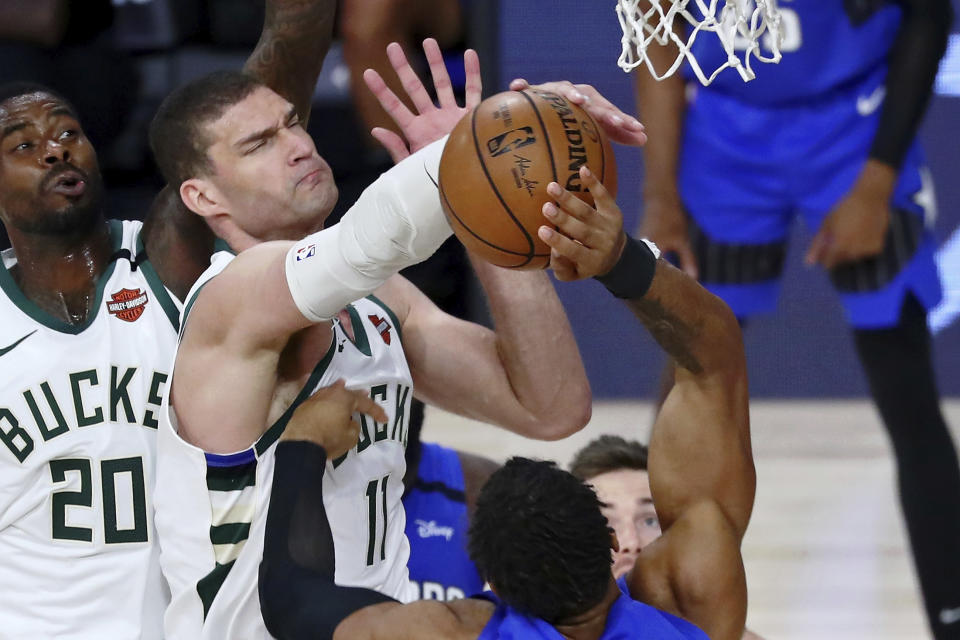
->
[3, 0, 957, 398]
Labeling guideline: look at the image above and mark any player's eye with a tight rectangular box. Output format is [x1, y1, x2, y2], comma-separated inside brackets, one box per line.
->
[286, 115, 300, 128]
[12, 141, 33, 152]
[642, 516, 659, 528]
[59, 129, 77, 141]
[246, 139, 268, 154]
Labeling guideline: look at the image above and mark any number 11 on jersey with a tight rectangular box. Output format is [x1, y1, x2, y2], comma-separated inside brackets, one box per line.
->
[365, 475, 389, 566]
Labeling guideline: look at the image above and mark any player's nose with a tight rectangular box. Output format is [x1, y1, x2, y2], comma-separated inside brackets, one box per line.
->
[42, 140, 70, 165]
[285, 127, 316, 165]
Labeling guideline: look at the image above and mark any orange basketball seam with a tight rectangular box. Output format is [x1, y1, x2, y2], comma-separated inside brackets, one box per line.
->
[468, 103, 536, 262]
[439, 178, 548, 266]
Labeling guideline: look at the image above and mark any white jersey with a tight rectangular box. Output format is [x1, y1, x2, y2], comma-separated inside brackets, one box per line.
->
[155, 250, 415, 640]
[0, 220, 180, 639]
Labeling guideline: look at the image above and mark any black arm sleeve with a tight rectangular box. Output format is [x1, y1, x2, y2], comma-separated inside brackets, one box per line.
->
[869, 0, 953, 169]
[259, 441, 397, 640]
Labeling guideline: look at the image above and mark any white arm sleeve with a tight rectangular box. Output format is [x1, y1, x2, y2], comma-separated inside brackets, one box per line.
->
[285, 135, 452, 322]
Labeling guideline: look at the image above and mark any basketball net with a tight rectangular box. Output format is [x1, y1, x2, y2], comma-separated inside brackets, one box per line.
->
[616, 0, 783, 85]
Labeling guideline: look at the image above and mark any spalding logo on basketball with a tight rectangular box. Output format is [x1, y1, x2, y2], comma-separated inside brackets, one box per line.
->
[439, 89, 617, 269]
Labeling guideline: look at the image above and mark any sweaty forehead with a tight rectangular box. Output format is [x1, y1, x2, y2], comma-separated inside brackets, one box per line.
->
[589, 469, 653, 507]
[209, 87, 292, 145]
[0, 92, 77, 125]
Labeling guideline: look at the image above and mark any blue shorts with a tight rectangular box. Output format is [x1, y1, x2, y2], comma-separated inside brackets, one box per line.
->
[678, 72, 943, 329]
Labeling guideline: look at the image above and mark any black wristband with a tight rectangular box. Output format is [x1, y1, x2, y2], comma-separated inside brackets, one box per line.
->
[594, 235, 658, 299]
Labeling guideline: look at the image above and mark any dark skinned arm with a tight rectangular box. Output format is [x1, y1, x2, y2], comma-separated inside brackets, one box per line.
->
[538, 165, 754, 640]
[0, 0, 68, 47]
[143, 0, 336, 302]
[806, 0, 951, 269]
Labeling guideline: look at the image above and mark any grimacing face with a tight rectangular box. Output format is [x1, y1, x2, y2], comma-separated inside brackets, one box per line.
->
[199, 86, 337, 242]
[588, 468, 662, 578]
[0, 92, 103, 235]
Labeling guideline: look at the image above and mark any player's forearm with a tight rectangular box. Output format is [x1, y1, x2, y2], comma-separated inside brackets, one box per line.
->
[621, 256, 743, 382]
[243, 0, 337, 125]
[870, 0, 952, 169]
[470, 257, 592, 439]
[635, 29, 687, 202]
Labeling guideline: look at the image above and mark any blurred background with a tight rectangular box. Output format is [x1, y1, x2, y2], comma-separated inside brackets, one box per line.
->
[2, 2, 958, 638]
[1, 0, 955, 398]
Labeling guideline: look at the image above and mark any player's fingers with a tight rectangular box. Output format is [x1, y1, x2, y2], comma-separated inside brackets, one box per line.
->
[538, 225, 592, 271]
[542, 201, 596, 247]
[676, 244, 700, 280]
[350, 390, 388, 424]
[386, 42, 435, 114]
[578, 166, 617, 217]
[509, 78, 530, 91]
[370, 128, 410, 163]
[463, 49, 482, 109]
[546, 182, 596, 223]
[549, 250, 579, 281]
[423, 38, 457, 108]
[363, 68, 414, 128]
[804, 231, 829, 266]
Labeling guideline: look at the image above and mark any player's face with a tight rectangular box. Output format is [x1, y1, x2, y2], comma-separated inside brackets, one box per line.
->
[0, 93, 103, 235]
[203, 87, 337, 241]
[589, 469, 661, 578]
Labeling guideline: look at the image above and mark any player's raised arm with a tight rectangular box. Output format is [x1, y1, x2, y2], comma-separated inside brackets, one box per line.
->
[144, 0, 336, 301]
[243, 0, 336, 126]
[541, 165, 753, 639]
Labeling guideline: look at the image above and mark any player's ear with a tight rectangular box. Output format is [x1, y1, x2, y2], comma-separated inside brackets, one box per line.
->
[179, 178, 223, 219]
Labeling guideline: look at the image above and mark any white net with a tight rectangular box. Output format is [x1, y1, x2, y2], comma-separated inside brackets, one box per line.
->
[616, 0, 783, 85]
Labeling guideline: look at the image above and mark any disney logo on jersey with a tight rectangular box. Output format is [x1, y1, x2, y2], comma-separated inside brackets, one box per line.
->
[414, 519, 455, 541]
[295, 243, 316, 261]
[368, 314, 393, 345]
[106, 288, 149, 323]
[486, 127, 536, 158]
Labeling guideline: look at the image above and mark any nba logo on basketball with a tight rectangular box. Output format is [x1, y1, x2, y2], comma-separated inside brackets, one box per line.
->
[296, 244, 316, 261]
[107, 288, 149, 322]
[486, 127, 536, 157]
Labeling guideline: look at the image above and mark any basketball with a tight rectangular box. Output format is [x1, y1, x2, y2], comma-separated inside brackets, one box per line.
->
[438, 89, 617, 269]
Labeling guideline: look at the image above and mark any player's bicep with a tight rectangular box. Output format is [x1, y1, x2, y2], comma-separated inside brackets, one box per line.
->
[651, 376, 754, 536]
[181, 241, 310, 355]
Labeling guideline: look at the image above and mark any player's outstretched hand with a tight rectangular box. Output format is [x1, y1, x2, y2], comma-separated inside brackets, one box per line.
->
[282, 379, 388, 459]
[363, 38, 482, 163]
[538, 165, 627, 281]
[509, 78, 646, 147]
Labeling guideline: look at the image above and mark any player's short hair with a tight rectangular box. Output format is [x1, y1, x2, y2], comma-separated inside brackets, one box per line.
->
[468, 457, 613, 624]
[569, 435, 649, 482]
[149, 71, 264, 187]
[0, 82, 78, 118]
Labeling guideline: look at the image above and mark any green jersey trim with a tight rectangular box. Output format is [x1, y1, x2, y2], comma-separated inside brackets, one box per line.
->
[0, 220, 123, 334]
[345, 303, 372, 356]
[197, 560, 236, 619]
[135, 231, 181, 332]
[255, 335, 337, 456]
[366, 294, 403, 343]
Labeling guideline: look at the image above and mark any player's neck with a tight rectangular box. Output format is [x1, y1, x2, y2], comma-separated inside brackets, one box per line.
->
[552, 578, 621, 640]
[6, 218, 114, 325]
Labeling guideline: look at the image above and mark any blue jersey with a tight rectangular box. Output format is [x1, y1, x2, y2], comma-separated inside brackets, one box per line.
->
[687, 2, 902, 104]
[476, 576, 709, 639]
[402, 443, 485, 601]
